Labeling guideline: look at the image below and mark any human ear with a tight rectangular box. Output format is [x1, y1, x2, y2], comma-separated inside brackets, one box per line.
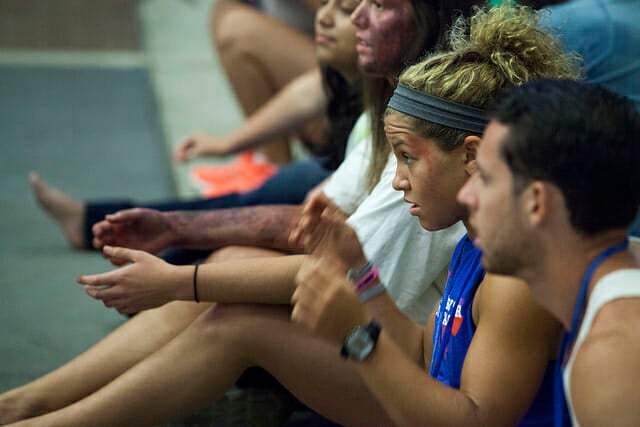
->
[463, 135, 481, 175]
[523, 181, 548, 227]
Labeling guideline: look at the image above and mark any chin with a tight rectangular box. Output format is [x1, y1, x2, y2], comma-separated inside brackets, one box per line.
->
[418, 217, 448, 232]
[480, 253, 519, 277]
[357, 59, 381, 76]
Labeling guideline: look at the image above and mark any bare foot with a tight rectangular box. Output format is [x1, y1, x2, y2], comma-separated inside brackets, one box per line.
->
[29, 172, 86, 249]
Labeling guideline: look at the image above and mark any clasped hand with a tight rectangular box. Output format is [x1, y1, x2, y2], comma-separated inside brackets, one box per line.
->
[289, 192, 370, 345]
[77, 246, 181, 315]
[92, 208, 174, 259]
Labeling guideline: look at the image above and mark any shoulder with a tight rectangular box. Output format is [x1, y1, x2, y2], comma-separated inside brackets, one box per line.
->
[571, 300, 640, 426]
[475, 274, 543, 318]
[474, 274, 559, 357]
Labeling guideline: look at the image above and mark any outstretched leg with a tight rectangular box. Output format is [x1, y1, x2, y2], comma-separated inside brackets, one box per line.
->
[6, 304, 393, 427]
[0, 246, 271, 424]
[0, 300, 209, 425]
[211, 0, 323, 164]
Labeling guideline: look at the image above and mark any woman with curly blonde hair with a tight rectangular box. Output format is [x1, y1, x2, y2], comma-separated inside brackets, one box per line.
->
[2, 5, 580, 427]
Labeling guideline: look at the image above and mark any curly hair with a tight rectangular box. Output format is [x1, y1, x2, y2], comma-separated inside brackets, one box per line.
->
[389, 5, 581, 151]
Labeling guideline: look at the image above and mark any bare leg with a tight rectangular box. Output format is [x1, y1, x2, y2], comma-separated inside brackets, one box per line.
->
[28, 172, 85, 249]
[211, 1, 325, 164]
[6, 304, 393, 427]
[0, 301, 209, 425]
[0, 246, 267, 424]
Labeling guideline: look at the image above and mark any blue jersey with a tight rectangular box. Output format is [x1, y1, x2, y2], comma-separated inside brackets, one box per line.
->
[429, 236, 565, 426]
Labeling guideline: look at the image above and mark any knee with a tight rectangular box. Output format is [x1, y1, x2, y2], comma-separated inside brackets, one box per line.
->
[196, 304, 264, 362]
[211, 3, 266, 57]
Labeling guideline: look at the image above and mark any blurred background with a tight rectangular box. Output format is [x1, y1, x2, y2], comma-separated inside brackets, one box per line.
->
[0, 0, 260, 422]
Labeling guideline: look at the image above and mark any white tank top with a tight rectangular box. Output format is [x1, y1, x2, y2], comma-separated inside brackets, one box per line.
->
[563, 269, 640, 426]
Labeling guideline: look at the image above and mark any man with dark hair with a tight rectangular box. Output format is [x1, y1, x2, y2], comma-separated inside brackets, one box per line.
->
[458, 78, 640, 426]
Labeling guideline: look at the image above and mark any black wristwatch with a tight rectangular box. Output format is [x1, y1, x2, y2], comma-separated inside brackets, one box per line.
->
[340, 320, 381, 361]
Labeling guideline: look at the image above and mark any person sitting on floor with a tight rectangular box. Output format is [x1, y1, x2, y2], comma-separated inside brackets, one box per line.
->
[0, 5, 581, 426]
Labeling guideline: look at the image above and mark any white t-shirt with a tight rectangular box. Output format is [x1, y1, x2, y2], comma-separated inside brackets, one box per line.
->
[323, 116, 466, 324]
[563, 268, 640, 427]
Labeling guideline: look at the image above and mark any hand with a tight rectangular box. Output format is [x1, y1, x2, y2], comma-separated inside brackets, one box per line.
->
[289, 192, 366, 271]
[92, 208, 174, 261]
[291, 256, 369, 346]
[77, 246, 185, 314]
[173, 130, 231, 162]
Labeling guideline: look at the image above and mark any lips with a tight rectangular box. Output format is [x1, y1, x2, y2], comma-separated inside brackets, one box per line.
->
[315, 33, 334, 45]
[404, 198, 420, 215]
[356, 34, 371, 47]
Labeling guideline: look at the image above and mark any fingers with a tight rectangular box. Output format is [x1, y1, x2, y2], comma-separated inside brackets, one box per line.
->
[77, 270, 115, 288]
[103, 207, 143, 224]
[289, 213, 318, 248]
[290, 194, 334, 248]
[291, 264, 322, 330]
[174, 138, 195, 162]
[302, 191, 332, 216]
[102, 246, 139, 264]
[83, 286, 137, 315]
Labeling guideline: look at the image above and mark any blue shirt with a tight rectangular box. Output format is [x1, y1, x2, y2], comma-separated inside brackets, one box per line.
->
[430, 236, 565, 426]
[541, 0, 640, 110]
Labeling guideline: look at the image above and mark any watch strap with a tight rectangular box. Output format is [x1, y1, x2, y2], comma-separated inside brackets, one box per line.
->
[340, 320, 382, 360]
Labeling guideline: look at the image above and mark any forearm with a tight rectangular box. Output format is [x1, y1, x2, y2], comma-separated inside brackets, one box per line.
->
[365, 292, 424, 364]
[176, 255, 305, 304]
[355, 333, 481, 427]
[163, 205, 304, 252]
[222, 69, 327, 154]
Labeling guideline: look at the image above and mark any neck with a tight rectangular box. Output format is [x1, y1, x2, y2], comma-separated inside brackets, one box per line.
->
[528, 229, 630, 329]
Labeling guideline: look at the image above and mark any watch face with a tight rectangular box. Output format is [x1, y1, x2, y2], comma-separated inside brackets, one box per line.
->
[346, 328, 374, 360]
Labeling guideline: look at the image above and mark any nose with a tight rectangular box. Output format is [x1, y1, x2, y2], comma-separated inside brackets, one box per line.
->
[392, 169, 410, 192]
[351, 1, 366, 29]
[317, 2, 334, 28]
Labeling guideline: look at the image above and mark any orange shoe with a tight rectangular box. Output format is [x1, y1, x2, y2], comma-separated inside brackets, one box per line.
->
[190, 152, 256, 185]
[198, 153, 278, 198]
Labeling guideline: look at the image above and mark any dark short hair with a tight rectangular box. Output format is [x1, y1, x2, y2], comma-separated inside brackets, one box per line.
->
[492, 79, 640, 235]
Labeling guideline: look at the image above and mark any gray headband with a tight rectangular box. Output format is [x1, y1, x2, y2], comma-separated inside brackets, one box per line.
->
[388, 83, 489, 134]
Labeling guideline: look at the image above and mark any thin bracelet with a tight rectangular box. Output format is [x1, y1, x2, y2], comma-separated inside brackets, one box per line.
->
[193, 263, 200, 303]
[347, 260, 373, 282]
[355, 267, 379, 292]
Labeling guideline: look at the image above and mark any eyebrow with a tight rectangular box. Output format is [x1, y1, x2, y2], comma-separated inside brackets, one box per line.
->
[390, 140, 407, 149]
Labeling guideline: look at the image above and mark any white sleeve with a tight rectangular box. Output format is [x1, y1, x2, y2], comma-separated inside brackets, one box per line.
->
[346, 153, 467, 324]
[322, 136, 372, 215]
